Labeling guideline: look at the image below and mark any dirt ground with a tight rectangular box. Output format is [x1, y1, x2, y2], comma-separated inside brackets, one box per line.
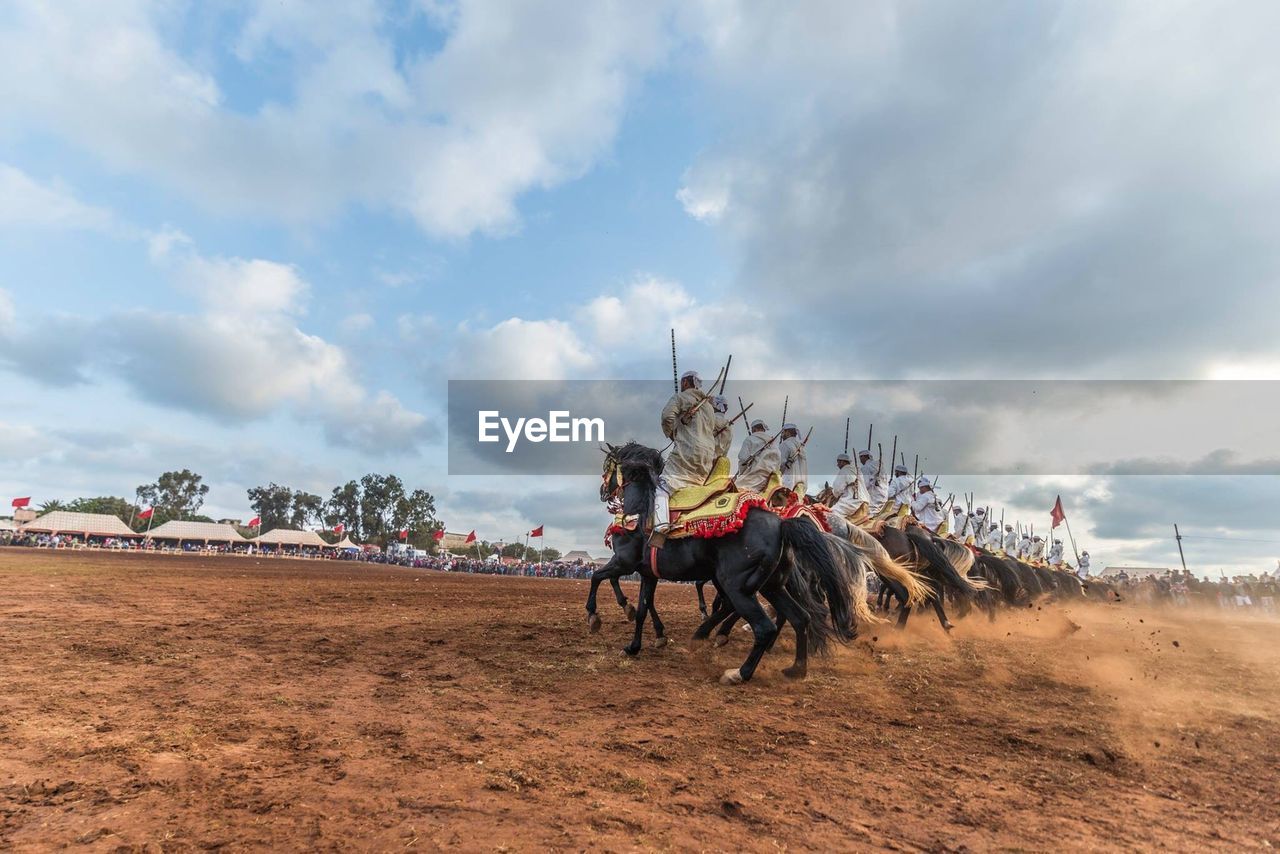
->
[1, 550, 1278, 851]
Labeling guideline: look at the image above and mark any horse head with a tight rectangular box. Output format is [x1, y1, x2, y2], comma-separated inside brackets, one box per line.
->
[599, 443, 620, 503]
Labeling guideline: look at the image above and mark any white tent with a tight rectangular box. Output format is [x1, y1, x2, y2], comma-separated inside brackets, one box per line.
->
[21, 511, 139, 538]
[147, 520, 248, 543]
[333, 536, 361, 550]
[253, 528, 329, 548]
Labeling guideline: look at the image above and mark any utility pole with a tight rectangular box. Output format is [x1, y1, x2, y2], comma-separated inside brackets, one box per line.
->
[1174, 523, 1189, 574]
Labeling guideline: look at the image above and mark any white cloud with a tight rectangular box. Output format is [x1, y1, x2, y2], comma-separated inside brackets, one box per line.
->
[673, 1, 1280, 377]
[0, 164, 122, 232]
[0, 289, 14, 330]
[675, 162, 734, 222]
[451, 317, 596, 380]
[0, 239, 434, 453]
[340, 313, 375, 334]
[0, 0, 674, 239]
[449, 275, 781, 381]
[166, 251, 309, 316]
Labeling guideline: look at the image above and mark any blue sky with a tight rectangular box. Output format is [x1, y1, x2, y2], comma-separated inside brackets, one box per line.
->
[2, 1, 1278, 572]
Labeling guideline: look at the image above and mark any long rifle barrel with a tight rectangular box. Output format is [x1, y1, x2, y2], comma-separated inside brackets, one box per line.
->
[670, 329, 678, 393]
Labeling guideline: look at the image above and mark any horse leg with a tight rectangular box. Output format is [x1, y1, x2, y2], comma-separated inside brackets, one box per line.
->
[716, 572, 779, 685]
[713, 613, 739, 646]
[611, 576, 635, 620]
[695, 580, 709, 618]
[586, 561, 618, 632]
[930, 593, 955, 632]
[693, 593, 734, 640]
[623, 576, 655, 657]
[761, 580, 808, 680]
[648, 594, 668, 648]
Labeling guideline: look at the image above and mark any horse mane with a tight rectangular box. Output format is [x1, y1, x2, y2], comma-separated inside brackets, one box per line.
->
[612, 441, 663, 486]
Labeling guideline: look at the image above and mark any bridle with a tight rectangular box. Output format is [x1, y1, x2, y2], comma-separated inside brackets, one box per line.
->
[601, 456, 624, 511]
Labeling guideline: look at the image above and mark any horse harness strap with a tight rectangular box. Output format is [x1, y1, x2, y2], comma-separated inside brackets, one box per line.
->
[649, 545, 662, 579]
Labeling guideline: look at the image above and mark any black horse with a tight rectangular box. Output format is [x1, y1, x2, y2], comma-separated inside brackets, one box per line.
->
[594, 442, 861, 684]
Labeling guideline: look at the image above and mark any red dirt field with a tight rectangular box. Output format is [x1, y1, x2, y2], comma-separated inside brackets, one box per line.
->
[2, 550, 1278, 851]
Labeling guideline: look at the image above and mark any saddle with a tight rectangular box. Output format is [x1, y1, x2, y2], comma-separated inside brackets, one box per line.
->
[662, 457, 752, 539]
[669, 456, 733, 511]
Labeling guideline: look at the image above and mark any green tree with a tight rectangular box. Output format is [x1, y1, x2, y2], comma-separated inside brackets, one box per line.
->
[395, 489, 437, 547]
[323, 475, 438, 546]
[358, 473, 406, 544]
[290, 492, 324, 530]
[66, 496, 133, 520]
[247, 483, 294, 531]
[39, 499, 66, 513]
[324, 481, 363, 541]
[138, 469, 209, 520]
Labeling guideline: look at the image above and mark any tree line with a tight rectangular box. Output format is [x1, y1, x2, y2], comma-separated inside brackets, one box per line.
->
[37, 470, 446, 548]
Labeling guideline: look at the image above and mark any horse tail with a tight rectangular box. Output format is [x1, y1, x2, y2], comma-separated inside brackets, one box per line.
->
[823, 534, 881, 629]
[979, 554, 1023, 605]
[905, 526, 981, 600]
[836, 519, 931, 608]
[935, 537, 978, 580]
[780, 518, 856, 651]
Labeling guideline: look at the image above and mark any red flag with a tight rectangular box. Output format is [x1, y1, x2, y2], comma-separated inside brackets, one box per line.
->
[433, 528, 445, 542]
[1050, 496, 1066, 529]
[334, 523, 345, 536]
[398, 529, 408, 540]
[530, 525, 544, 537]
[465, 530, 477, 544]
[247, 516, 261, 528]
[137, 506, 154, 521]
[11, 497, 30, 508]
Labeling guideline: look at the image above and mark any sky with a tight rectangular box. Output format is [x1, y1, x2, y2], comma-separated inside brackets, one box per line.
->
[1, 0, 1278, 574]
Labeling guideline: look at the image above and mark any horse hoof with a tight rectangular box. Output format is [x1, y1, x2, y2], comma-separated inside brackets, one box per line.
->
[719, 668, 745, 686]
[622, 645, 640, 657]
[624, 603, 637, 621]
[653, 636, 669, 649]
[587, 614, 602, 633]
[782, 665, 807, 680]
[713, 635, 730, 648]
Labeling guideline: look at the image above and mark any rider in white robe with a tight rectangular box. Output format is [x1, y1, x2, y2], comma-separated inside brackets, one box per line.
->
[654, 370, 716, 536]
[857, 450, 886, 511]
[884, 465, 914, 513]
[735, 419, 780, 493]
[830, 453, 867, 520]
[1048, 539, 1065, 566]
[1003, 525, 1018, 555]
[712, 395, 732, 459]
[1077, 551, 1091, 579]
[911, 478, 945, 532]
[778, 423, 808, 495]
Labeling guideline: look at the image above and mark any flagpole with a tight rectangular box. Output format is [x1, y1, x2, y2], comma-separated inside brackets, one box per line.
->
[1064, 516, 1080, 566]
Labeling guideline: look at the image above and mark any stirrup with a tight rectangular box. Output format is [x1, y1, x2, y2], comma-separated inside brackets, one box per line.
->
[648, 526, 670, 549]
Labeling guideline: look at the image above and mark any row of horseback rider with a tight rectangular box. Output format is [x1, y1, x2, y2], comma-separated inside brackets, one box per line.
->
[654, 369, 1086, 572]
